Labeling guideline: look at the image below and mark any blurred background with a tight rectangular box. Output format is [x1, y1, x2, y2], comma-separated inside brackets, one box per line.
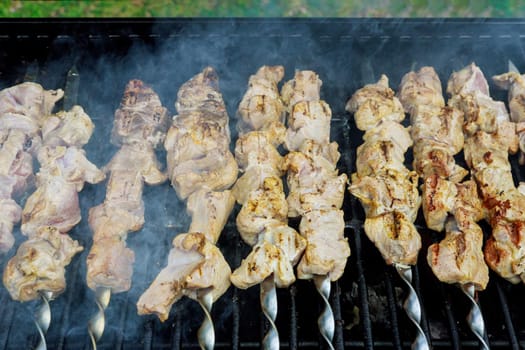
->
[1, 0, 524, 17]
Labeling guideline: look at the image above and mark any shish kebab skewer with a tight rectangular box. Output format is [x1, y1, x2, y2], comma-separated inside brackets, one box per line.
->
[347, 75, 429, 350]
[137, 67, 238, 350]
[397, 66, 489, 349]
[229, 66, 306, 350]
[281, 70, 350, 349]
[86, 80, 169, 348]
[0, 83, 63, 253]
[2, 79, 105, 350]
[447, 63, 525, 284]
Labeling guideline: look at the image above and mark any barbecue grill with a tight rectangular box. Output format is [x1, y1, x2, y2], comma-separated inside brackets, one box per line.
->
[0, 18, 524, 349]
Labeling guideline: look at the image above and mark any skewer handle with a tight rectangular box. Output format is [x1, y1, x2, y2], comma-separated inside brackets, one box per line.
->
[460, 284, 490, 350]
[197, 291, 215, 350]
[88, 287, 111, 350]
[395, 265, 430, 350]
[260, 277, 279, 350]
[34, 291, 53, 350]
[314, 275, 335, 350]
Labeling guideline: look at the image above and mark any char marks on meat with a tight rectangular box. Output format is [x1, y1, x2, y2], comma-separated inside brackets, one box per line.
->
[4, 105, 104, 301]
[87, 80, 169, 293]
[348, 75, 421, 266]
[137, 67, 236, 321]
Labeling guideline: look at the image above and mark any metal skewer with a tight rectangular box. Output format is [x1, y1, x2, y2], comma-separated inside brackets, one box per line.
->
[197, 291, 214, 350]
[33, 291, 53, 350]
[314, 275, 335, 350]
[260, 276, 279, 350]
[88, 286, 111, 350]
[460, 283, 490, 350]
[395, 264, 429, 350]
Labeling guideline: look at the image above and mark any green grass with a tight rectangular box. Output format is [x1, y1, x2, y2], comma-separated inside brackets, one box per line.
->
[1, 0, 524, 17]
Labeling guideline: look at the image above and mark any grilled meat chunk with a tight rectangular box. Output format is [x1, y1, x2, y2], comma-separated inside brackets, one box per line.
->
[0, 83, 63, 253]
[187, 189, 235, 244]
[427, 211, 489, 290]
[231, 223, 306, 289]
[345, 75, 405, 131]
[237, 65, 285, 133]
[3, 226, 82, 301]
[296, 209, 350, 280]
[397, 66, 445, 114]
[166, 68, 238, 199]
[137, 232, 231, 322]
[87, 80, 168, 293]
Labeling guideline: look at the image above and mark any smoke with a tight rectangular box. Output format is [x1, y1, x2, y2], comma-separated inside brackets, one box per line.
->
[1, 18, 524, 348]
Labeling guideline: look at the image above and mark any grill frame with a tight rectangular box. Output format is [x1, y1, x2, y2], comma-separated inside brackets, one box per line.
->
[0, 18, 524, 349]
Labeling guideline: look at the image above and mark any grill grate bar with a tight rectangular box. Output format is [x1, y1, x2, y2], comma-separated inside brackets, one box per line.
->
[231, 287, 240, 350]
[412, 265, 431, 344]
[352, 227, 374, 350]
[332, 281, 344, 350]
[289, 285, 298, 350]
[170, 305, 182, 350]
[495, 281, 520, 349]
[384, 268, 402, 350]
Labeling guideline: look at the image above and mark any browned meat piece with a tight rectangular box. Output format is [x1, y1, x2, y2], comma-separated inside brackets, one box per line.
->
[284, 100, 332, 152]
[422, 175, 484, 232]
[427, 211, 489, 290]
[281, 70, 322, 111]
[186, 189, 235, 244]
[166, 68, 238, 199]
[413, 141, 468, 183]
[237, 65, 285, 133]
[345, 75, 405, 131]
[231, 223, 306, 289]
[348, 73, 423, 268]
[397, 66, 445, 114]
[284, 149, 347, 218]
[3, 226, 82, 301]
[349, 171, 420, 223]
[448, 63, 525, 285]
[364, 211, 421, 266]
[137, 232, 231, 322]
[112, 80, 170, 147]
[236, 176, 288, 246]
[296, 209, 350, 281]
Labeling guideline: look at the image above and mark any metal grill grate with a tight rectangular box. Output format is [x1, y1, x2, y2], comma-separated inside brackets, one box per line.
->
[0, 18, 524, 350]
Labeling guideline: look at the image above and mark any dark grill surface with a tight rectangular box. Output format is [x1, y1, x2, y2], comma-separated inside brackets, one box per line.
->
[0, 18, 525, 349]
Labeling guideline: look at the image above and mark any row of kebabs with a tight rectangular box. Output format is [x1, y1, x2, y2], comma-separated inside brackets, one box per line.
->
[0, 62, 524, 323]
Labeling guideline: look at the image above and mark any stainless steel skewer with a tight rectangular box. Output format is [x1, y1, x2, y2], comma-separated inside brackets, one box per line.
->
[197, 291, 214, 350]
[395, 264, 429, 350]
[314, 275, 335, 350]
[460, 283, 490, 350]
[34, 291, 53, 350]
[88, 286, 111, 350]
[260, 276, 279, 350]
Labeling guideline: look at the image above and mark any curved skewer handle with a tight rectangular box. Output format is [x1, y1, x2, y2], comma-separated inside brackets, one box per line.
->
[197, 291, 215, 350]
[314, 275, 335, 350]
[395, 265, 430, 350]
[34, 291, 53, 350]
[88, 287, 111, 350]
[260, 277, 279, 349]
[460, 284, 490, 350]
